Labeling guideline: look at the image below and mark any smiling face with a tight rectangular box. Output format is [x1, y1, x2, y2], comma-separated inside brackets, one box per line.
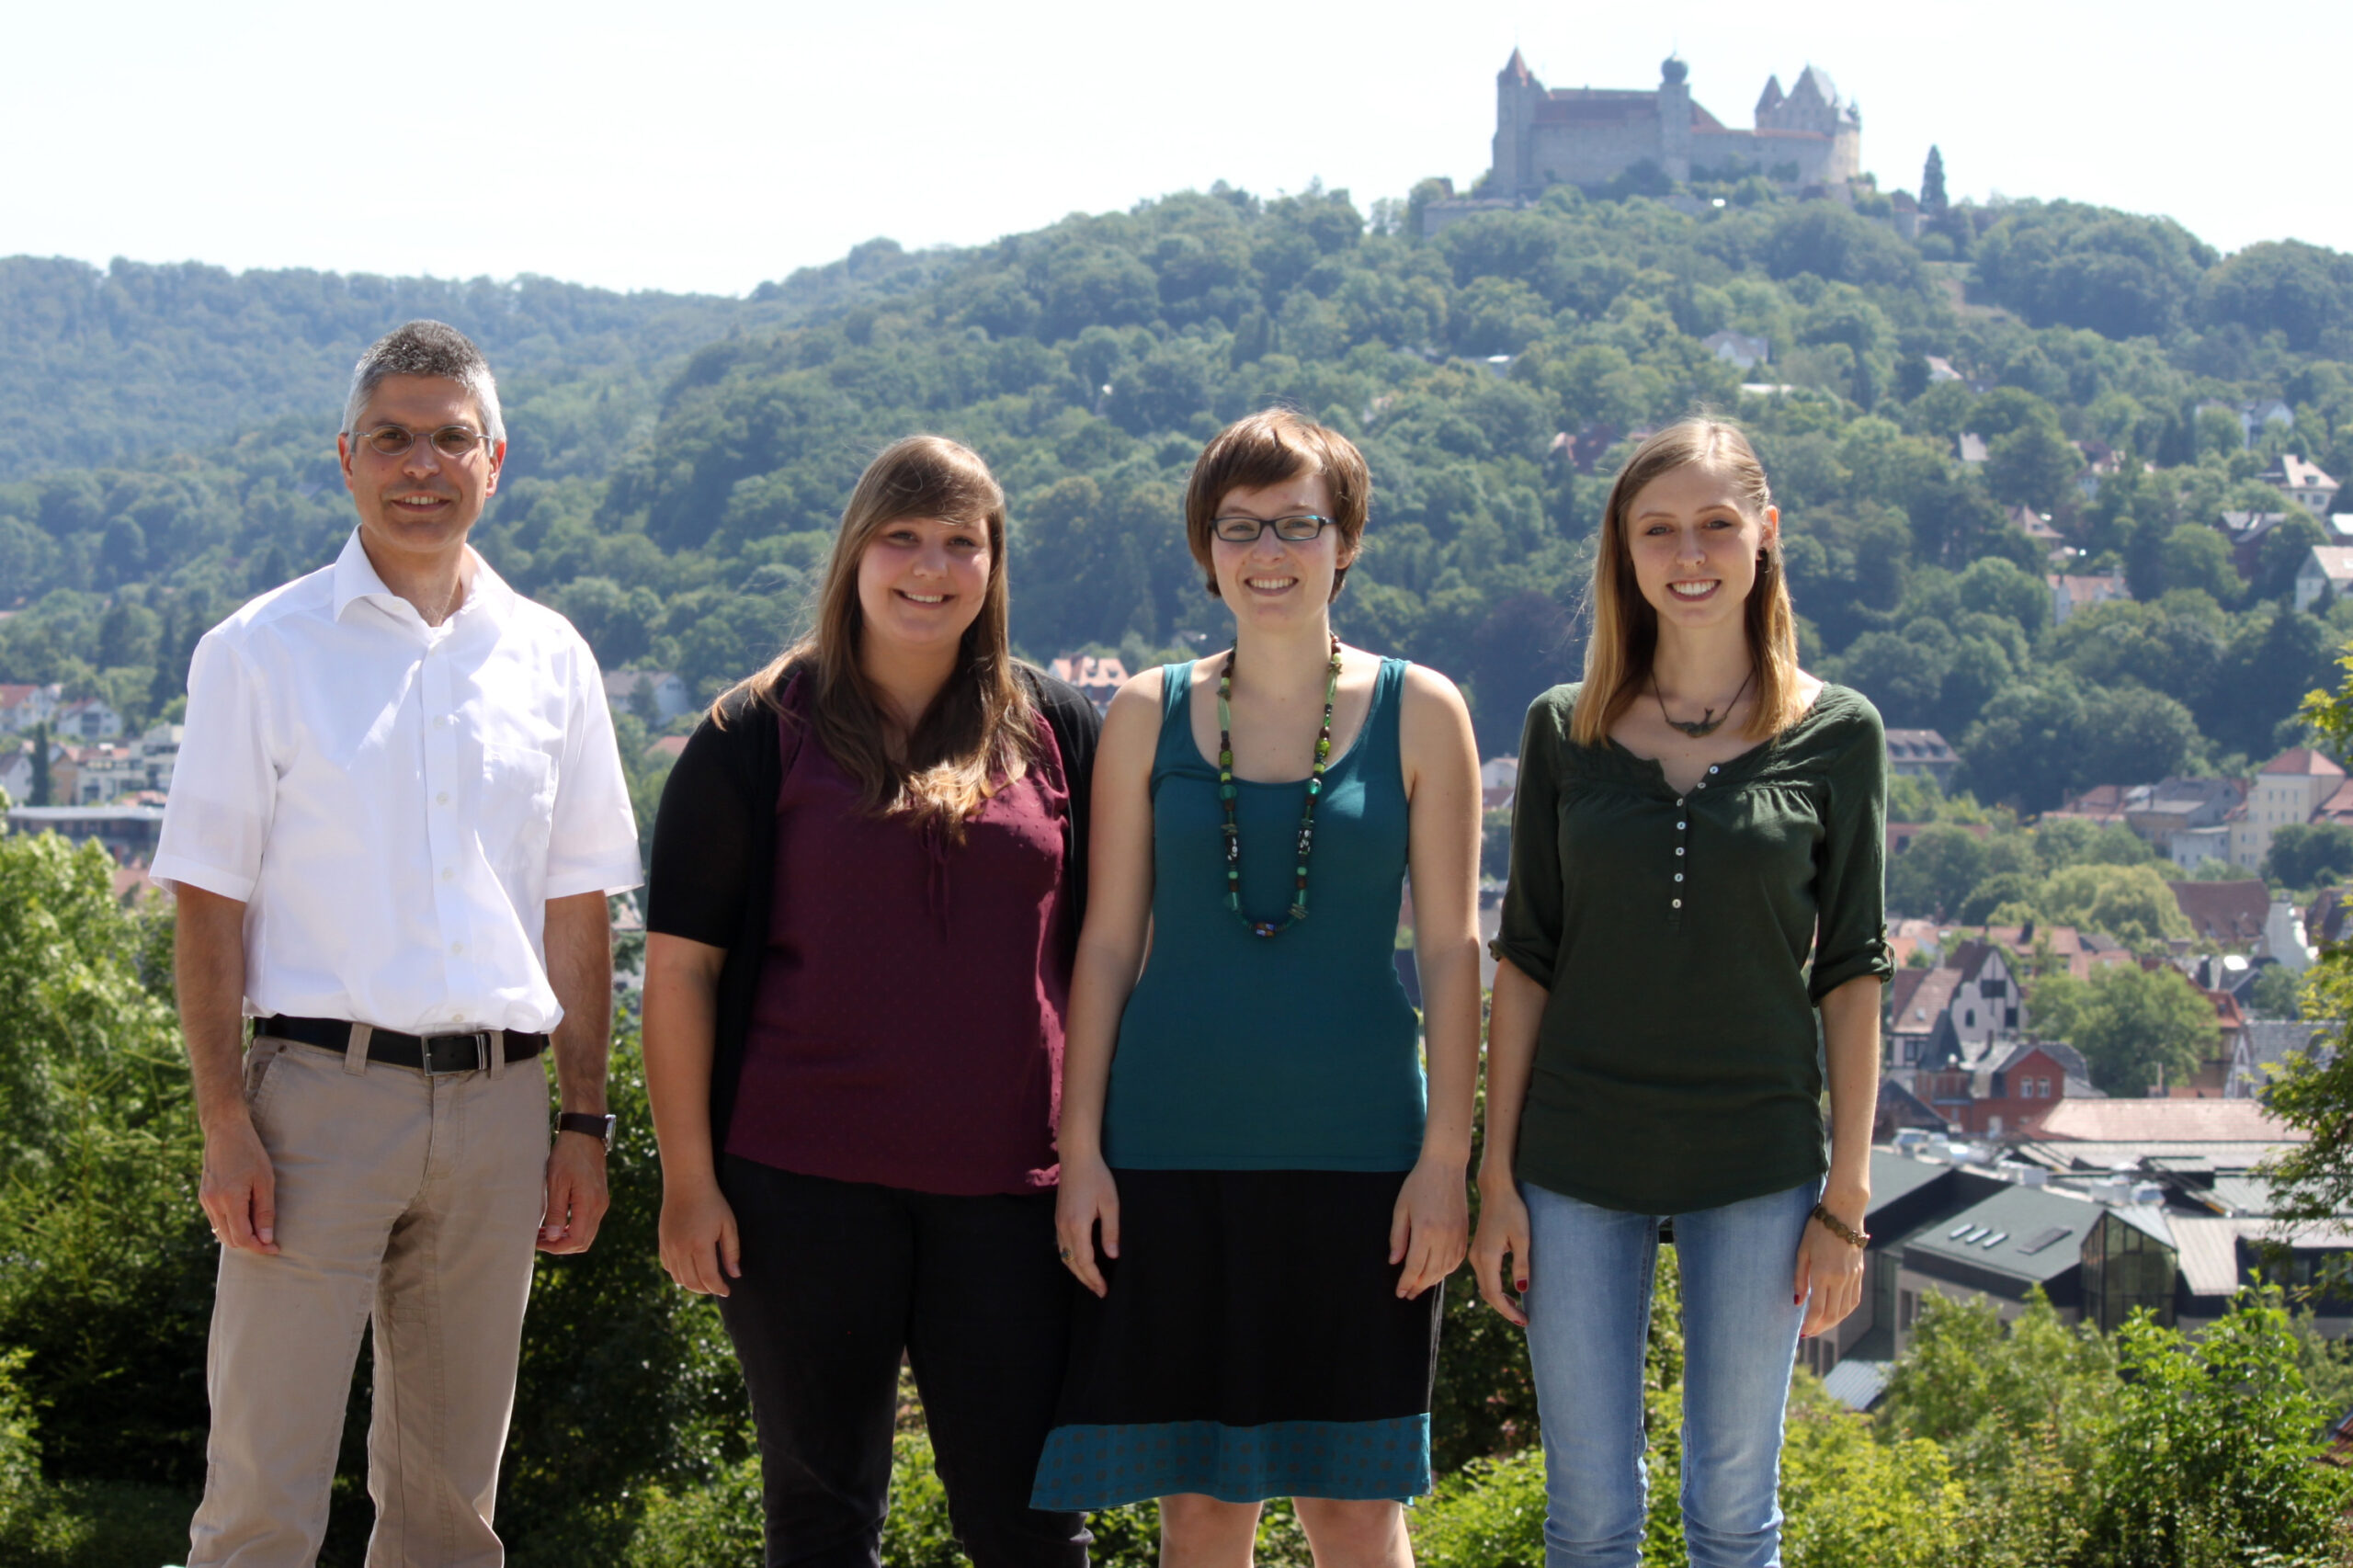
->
[338, 373, 503, 568]
[1209, 472, 1353, 630]
[854, 513, 994, 657]
[1622, 460, 1779, 633]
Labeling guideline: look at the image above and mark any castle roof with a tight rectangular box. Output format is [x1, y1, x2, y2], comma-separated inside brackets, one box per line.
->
[1756, 74, 1784, 114]
[1532, 89, 1658, 129]
[1500, 47, 1533, 85]
[1792, 64, 1839, 106]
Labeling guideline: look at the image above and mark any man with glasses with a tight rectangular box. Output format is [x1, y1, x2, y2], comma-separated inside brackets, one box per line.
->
[155, 320, 642, 1567]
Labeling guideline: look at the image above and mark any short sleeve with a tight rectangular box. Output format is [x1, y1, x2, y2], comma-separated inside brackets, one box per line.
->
[1493, 688, 1572, 988]
[1809, 694, 1892, 1003]
[545, 639, 643, 898]
[153, 632, 277, 902]
[644, 710, 760, 949]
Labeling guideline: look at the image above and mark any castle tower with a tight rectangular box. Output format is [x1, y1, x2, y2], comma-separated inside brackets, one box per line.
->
[1655, 56, 1692, 182]
[1756, 74, 1785, 120]
[1492, 49, 1541, 199]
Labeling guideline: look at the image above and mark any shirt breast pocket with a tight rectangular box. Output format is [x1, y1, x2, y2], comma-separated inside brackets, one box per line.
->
[480, 742, 559, 875]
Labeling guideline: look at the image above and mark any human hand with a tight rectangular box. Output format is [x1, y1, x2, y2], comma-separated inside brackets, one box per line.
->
[1794, 1199, 1866, 1337]
[659, 1174, 741, 1296]
[1469, 1174, 1529, 1326]
[1054, 1153, 1120, 1297]
[540, 1131, 610, 1254]
[1390, 1154, 1469, 1300]
[199, 1110, 278, 1255]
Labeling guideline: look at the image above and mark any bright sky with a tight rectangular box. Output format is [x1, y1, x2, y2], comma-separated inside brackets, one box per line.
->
[6, 0, 2343, 298]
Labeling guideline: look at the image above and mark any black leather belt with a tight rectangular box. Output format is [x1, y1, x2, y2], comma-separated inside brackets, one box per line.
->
[260, 1015, 548, 1074]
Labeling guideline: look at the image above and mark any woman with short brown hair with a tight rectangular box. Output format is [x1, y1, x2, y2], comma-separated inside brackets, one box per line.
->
[1038, 409, 1484, 1566]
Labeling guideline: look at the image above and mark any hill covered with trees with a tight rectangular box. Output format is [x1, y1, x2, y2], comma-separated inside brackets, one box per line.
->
[8, 176, 2353, 784]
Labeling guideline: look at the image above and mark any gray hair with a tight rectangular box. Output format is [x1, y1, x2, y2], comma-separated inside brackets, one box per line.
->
[341, 320, 506, 443]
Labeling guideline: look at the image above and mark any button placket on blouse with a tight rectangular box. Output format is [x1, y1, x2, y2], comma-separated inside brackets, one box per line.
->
[1670, 764, 1722, 920]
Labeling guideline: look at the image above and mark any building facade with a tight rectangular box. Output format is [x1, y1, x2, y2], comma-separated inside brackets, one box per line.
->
[1488, 53, 1860, 200]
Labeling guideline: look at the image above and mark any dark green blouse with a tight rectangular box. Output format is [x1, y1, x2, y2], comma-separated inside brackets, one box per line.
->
[1495, 681, 1891, 1215]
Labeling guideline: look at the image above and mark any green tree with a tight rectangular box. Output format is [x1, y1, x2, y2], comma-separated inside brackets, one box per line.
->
[1959, 678, 2086, 812]
[2250, 962, 2302, 1020]
[1887, 822, 1990, 918]
[1920, 147, 1948, 216]
[1984, 422, 2078, 512]
[2029, 959, 2213, 1096]
[2158, 523, 2240, 607]
[2075, 685, 2200, 787]
[2083, 1286, 2353, 1565]
[2266, 822, 2353, 888]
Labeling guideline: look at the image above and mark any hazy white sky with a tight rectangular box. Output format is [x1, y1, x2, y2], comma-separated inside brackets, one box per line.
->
[5, 0, 2341, 297]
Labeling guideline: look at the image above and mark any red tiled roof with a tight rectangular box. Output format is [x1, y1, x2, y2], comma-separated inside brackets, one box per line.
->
[2033, 1098, 2305, 1142]
[2166, 881, 2269, 944]
[2262, 747, 2345, 778]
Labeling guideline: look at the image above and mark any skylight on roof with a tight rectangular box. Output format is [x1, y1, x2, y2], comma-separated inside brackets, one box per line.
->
[1948, 1222, 1974, 1238]
[2017, 1226, 2074, 1256]
[1979, 1231, 2009, 1248]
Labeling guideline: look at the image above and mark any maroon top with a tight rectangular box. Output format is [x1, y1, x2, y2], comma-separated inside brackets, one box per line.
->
[726, 700, 1071, 1196]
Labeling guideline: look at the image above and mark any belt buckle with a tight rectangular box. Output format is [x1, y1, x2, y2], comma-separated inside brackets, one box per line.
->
[422, 1030, 492, 1075]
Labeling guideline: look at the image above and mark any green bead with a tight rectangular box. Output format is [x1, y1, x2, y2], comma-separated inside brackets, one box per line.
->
[1219, 783, 1237, 801]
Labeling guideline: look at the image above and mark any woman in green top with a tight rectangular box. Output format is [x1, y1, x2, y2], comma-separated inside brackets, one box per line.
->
[1472, 418, 1888, 1568]
[1035, 409, 1484, 1566]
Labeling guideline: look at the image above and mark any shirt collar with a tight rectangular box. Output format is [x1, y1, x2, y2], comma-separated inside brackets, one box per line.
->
[331, 529, 517, 627]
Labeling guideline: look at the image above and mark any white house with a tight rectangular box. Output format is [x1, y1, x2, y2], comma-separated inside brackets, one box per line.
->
[2295, 546, 2353, 612]
[2265, 454, 2340, 517]
[52, 698, 124, 742]
[0, 684, 61, 735]
[2229, 747, 2347, 870]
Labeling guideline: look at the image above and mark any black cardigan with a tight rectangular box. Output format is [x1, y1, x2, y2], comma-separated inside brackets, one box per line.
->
[643, 664, 1102, 1143]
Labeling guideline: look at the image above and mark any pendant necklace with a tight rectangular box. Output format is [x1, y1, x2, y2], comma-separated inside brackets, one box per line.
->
[1653, 666, 1754, 739]
[1217, 636, 1344, 938]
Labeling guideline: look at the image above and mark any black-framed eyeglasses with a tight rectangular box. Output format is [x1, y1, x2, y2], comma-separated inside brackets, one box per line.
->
[1211, 513, 1333, 544]
[350, 423, 496, 460]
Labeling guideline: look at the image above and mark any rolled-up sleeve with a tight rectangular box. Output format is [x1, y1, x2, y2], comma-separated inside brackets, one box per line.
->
[545, 638, 643, 898]
[1493, 690, 1570, 989]
[153, 633, 276, 902]
[1809, 699, 1893, 1002]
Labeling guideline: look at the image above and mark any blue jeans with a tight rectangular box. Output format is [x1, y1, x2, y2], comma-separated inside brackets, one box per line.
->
[1521, 1178, 1817, 1568]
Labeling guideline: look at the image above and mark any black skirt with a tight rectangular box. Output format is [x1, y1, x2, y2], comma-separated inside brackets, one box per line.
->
[1030, 1168, 1441, 1507]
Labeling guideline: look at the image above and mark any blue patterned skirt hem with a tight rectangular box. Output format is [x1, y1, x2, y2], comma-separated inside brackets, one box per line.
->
[1029, 1414, 1431, 1508]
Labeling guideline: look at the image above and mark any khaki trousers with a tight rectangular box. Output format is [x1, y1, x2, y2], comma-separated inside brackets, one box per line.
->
[187, 1033, 549, 1568]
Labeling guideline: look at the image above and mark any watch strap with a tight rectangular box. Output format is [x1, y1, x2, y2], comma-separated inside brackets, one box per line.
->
[557, 1111, 616, 1151]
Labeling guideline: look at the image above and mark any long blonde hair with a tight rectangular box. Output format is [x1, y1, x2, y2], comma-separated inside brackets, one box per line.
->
[1574, 418, 1803, 747]
[720, 435, 1036, 839]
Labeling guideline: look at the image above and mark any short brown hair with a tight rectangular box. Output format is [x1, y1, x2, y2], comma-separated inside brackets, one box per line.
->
[1183, 409, 1371, 599]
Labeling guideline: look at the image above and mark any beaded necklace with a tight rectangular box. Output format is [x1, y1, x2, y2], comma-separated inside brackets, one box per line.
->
[1217, 636, 1345, 938]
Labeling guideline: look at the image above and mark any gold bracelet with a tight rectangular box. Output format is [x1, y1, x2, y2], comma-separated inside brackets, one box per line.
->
[1811, 1202, 1869, 1250]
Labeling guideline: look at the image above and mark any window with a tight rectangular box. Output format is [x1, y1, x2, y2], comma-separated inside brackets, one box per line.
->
[1965, 1008, 1976, 1028]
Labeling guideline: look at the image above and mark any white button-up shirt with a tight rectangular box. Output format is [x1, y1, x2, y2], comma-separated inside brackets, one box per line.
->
[153, 531, 642, 1034]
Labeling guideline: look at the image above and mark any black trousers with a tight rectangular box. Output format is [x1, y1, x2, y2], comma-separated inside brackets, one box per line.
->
[717, 1155, 1089, 1568]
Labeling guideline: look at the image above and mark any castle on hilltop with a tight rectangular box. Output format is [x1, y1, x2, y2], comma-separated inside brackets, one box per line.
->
[1489, 51, 1860, 198]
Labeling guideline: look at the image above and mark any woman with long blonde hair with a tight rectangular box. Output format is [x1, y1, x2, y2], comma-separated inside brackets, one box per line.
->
[1471, 418, 1888, 1568]
[641, 436, 1098, 1567]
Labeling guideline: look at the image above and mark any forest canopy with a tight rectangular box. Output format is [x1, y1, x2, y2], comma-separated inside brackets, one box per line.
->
[7, 182, 2353, 773]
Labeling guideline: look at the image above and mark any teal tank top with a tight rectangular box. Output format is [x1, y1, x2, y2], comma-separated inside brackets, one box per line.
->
[1101, 657, 1425, 1171]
